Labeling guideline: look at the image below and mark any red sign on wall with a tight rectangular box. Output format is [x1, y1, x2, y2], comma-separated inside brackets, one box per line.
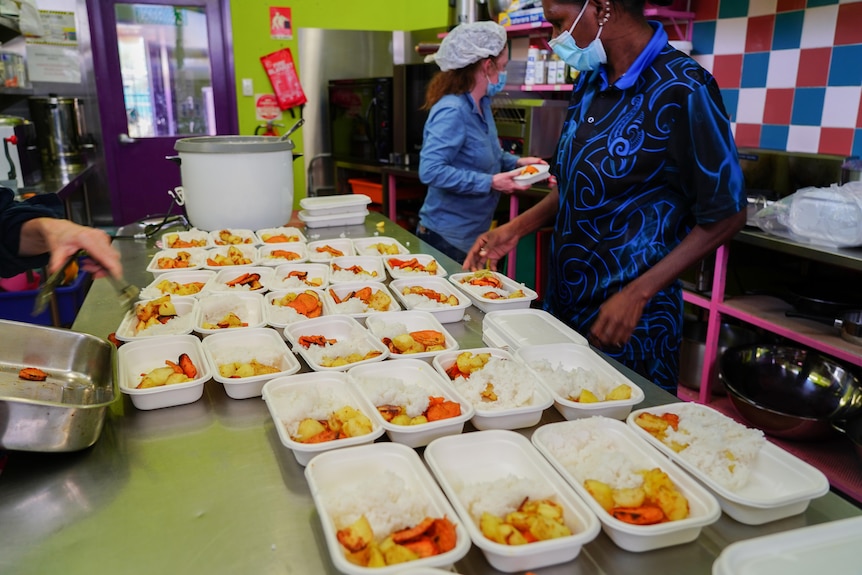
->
[270, 7, 292, 40]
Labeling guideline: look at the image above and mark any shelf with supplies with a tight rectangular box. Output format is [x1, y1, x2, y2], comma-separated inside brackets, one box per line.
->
[508, 83, 574, 92]
[682, 228, 862, 405]
[497, 7, 695, 40]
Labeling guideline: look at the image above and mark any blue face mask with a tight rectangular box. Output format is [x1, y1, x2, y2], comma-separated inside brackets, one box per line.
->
[487, 70, 507, 97]
[548, 2, 607, 72]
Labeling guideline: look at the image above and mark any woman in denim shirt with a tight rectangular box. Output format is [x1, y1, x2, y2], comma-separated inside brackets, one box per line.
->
[417, 21, 545, 264]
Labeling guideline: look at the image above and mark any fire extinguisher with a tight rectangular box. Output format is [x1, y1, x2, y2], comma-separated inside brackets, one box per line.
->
[255, 121, 283, 136]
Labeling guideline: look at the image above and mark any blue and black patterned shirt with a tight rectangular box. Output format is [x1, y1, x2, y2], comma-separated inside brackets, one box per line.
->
[546, 23, 745, 386]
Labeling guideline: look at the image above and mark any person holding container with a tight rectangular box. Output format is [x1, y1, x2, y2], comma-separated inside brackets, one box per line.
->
[417, 20, 546, 264]
[464, 0, 746, 393]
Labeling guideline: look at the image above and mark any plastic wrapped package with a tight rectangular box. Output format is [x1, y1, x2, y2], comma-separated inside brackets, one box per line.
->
[751, 182, 862, 248]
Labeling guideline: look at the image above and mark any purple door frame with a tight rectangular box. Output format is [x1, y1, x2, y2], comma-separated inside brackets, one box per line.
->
[87, 0, 238, 225]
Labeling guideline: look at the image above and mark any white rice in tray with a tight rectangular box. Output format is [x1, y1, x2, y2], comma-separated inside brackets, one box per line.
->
[301, 331, 379, 365]
[199, 294, 251, 325]
[324, 470, 430, 536]
[454, 357, 537, 411]
[651, 404, 765, 491]
[268, 300, 308, 324]
[270, 384, 358, 437]
[331, 268, 379, 282]
[539, 421, 656, 489]
[528, 359, 623, 400]
[276, 276, 314, 290]
[401, 292, 456, 309]
[353, 375, 436, 418]
[456, 474, 558, 520]
[120, 309, 194, 338]
[210, 345, 286, 371]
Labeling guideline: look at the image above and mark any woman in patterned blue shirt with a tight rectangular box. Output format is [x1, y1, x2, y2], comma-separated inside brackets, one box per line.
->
[418, 20, 546, 263]
[464, 0, 747, 393]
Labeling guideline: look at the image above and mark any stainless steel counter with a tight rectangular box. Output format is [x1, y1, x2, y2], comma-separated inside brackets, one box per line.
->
[1, 212, 859, 575]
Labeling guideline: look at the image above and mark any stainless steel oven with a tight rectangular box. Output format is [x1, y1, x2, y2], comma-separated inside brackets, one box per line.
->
[492, 98, 568, 159]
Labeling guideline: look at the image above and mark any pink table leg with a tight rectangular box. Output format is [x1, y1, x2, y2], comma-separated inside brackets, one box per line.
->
[697, 244, 729, 404]
[506, 194, 519, 278]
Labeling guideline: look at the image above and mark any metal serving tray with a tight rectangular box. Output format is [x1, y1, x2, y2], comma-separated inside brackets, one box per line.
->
[0, 319, 115, 452]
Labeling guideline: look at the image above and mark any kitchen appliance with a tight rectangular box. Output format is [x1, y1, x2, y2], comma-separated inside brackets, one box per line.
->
[492, 98, 569, 159]
[0, 114, 39, 188]
[28, 95, 86, 171]
[171, 135, 299, 230]
[393, 63, 437, 165]
[328, 77, 393, 165]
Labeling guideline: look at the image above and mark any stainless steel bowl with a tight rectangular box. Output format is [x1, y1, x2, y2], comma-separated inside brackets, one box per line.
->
[719, 345, 862, 440]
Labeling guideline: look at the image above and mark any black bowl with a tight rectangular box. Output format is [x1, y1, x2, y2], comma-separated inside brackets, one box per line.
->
[719, 345, 862, 440]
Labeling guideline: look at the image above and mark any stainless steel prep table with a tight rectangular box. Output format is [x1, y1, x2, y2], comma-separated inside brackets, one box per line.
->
[1, 212, 859, 575]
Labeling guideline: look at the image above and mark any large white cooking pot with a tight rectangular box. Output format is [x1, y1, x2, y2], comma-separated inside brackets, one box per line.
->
[172, 135, 296, 231]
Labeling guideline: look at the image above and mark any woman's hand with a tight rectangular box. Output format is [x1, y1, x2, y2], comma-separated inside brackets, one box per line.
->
[491, 168, 531, 195]
[463, 223, 520, 271]
[587, 288, 649, 350]
[21, 217, 123, 279]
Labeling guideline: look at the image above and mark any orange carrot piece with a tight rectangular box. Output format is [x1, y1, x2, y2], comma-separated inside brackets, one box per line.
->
[612, 506, 665, 525]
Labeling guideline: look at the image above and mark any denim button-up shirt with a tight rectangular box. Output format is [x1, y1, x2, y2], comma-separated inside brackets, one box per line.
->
[418, 92, 518, 253]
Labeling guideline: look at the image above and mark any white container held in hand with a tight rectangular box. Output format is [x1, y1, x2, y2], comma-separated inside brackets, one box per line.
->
[171, 135, 298, 230]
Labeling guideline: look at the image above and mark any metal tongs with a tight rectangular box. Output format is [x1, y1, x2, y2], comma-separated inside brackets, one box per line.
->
[33, 250, 140, 317]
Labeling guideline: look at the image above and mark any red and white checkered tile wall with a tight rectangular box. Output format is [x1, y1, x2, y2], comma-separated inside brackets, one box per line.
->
[688, 0, 862, 157]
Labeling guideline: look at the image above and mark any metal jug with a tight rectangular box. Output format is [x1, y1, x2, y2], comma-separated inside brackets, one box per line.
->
[28, 95, 85, 171]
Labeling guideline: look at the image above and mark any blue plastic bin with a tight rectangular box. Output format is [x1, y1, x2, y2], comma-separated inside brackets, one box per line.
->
[0, 270, 92, 327]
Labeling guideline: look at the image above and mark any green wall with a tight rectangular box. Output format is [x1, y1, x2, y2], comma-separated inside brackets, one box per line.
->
[228, 1, 449, 205]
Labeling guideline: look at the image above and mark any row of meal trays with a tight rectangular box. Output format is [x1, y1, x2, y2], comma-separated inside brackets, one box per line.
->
[150, 235, 420, 272]
[115, 307, 830, 569]
[129, 269, 539, 333]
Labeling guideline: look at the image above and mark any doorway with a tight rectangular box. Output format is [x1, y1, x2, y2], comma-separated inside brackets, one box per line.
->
[87, 0, 237, 225]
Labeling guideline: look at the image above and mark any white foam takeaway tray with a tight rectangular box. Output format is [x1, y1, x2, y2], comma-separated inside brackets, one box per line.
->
[202, 327, 300, 399]
[114, 295, 197, 342]
[283, 314, 389, 372]
[300, 193, 372, 216]
[254, 226, 307, 244]
[270, 263, 330, 290]
[146, 248, 208, 277]
[347, 358, 473, 448]
[117, 334, 211, 410]
[712, 515, 862, 575]
[140, 269, 216, 300]
[323, 281, 401, 318]
[258, 242, 309, 266]
[365, 310, 459, 363]
[532, 417, 721, 552]
[306, 238, 355, 261]
[329, 255, 386, 283]
[626, 403, 830, 525]
[352, 236, 411, 257]
[383, 253, 448, 279]
[482, 308, 588, 350]
[424, 430, 600, 572]
[206, 266, 274, 294]
[515, 343, 644, 420]
[304, 442, 471, 574]
[299, 209, 369, 229]
[448, 271, 537, 313]
[389, 277, 472, 324]
[262, 371, 385, 466]
[431, 347, 553, 431]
